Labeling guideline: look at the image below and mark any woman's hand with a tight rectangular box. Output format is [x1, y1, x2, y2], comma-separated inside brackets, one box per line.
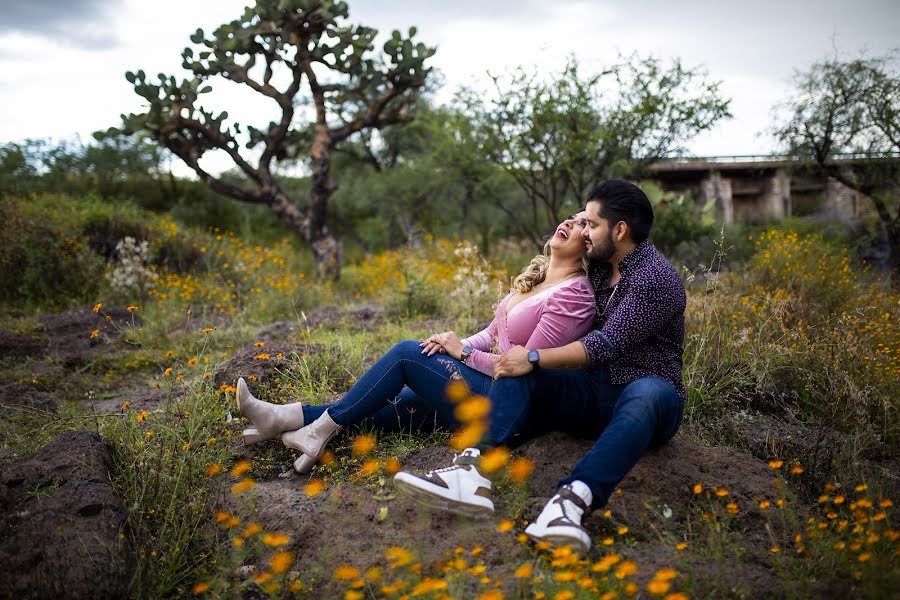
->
[419, 331, 464, 359]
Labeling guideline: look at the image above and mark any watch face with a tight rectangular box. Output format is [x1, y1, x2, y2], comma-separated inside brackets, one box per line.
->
[528, 350, 540, 364]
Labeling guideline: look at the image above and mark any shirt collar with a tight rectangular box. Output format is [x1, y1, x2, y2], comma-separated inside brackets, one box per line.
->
[618, 240, 652, 274]
[589, 240, 653, 285]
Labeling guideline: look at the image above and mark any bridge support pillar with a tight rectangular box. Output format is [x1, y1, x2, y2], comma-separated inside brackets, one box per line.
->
[762, 169, 791, 220]
[699, 172, 733, 224]
[824, 178, 859, 220]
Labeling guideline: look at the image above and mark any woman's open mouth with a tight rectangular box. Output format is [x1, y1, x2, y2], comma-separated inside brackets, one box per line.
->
[556, 228, 568, 240]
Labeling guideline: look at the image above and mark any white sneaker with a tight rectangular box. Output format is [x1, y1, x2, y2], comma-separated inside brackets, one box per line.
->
[524, 481, 593, 554]
[393, 448, 494, 517]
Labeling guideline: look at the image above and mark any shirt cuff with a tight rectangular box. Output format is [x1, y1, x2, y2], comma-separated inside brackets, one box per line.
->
[580, 331, 614, 368]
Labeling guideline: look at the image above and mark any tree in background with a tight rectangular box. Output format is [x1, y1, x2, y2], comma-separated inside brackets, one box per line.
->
[0, 137, 167, 201]
[773, 51, 900, 275]
[107, 0, 434, 279]
[463, 56, 731, 247]
[328, 102, 514, 253]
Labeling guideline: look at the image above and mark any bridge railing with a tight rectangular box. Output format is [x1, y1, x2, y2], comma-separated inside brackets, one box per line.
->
[659, 152, 900, 164]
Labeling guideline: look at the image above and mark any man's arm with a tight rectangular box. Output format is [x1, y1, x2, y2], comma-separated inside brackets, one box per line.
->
[493, 341, 590, 378]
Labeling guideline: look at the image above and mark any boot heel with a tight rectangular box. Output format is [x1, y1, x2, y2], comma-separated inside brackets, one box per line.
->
[242, 428, 270, 445]
[293, 453, 316, 474]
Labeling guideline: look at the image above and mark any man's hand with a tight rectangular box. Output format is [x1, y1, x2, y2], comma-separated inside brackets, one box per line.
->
[419, 331, 464, 359]
[494, 345, 532, 379]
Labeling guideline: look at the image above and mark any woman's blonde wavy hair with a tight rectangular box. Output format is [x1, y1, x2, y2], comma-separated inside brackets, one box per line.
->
[512, 240, 589, 293]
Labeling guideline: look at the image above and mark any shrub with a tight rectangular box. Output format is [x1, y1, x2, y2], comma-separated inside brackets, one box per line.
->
[0, 200, 104, 308]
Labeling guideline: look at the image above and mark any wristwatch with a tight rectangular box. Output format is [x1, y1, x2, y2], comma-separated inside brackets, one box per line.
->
[527, 349, 541, 371]
[460, 345, 473, 364]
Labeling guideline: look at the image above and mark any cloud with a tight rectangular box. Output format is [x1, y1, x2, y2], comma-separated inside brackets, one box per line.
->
[0, 0, 123, 49]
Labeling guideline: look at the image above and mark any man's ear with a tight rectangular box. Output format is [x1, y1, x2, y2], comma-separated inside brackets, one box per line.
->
[613, 221, 629, 243]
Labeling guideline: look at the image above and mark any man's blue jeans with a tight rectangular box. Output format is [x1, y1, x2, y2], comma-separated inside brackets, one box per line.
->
[486, 367, 683, 509]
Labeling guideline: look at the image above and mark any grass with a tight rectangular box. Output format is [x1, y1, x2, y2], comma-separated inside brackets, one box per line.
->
[0, 194, 897, 598]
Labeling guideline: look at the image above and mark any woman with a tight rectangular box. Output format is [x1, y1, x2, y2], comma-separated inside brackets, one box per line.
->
[237, 212, 596, 473]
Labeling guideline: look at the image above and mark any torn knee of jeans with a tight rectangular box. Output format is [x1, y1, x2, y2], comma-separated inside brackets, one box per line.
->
[438, 358, 463, 379]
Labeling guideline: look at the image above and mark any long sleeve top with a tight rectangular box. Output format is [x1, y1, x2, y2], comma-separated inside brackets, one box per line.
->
[460, 275, 596, 376]
[579, 241, 687, 398]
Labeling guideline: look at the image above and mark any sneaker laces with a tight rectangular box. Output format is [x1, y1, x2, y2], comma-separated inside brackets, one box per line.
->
[425, 452, 472, 476]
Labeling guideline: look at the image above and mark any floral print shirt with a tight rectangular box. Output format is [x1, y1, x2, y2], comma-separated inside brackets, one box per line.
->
[580, 241, 687, 398]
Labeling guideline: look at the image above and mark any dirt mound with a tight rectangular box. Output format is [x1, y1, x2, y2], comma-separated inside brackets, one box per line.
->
[0, 431, 129, 599]
[0, 383, 57, 413]
[38, 306, 141, 366]
[215, 342, 321, 394]
[88, 386, 173, 415]
[303, 304, 386, 332]
[0, 328, 46, 359]
[238, 477, 524, 598]
[521, 434, 775, 533]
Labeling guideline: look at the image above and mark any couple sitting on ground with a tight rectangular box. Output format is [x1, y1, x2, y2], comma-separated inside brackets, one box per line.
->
[235, 179, 686, 554]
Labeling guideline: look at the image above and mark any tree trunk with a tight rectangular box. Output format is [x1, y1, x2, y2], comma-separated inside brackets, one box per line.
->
[308, 126, 342, 280]
[888, 221, 900, 284]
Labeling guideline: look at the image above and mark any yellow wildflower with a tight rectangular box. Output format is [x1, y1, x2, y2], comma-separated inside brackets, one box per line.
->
[352, 434, 377, 457]
[231, 460, 252, 477]
[305, 479, 326, 497]
[192, 582, 209, 595]
[508, 457, 534, 483]
[270, 551, 293, 574]
[480, 447, 510, 473]
[334, 565, 361, 580]
[231, 478, 255, 494]
[262, 533, 290, 547]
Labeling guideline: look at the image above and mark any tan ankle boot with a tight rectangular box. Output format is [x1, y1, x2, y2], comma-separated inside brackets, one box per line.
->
[293, 453, 316, 474]
[236, 378, 304, 445]
[282, 410, 341, 460]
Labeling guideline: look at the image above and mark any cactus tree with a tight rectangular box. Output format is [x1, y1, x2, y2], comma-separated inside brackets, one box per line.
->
[107, 0, 434, 278]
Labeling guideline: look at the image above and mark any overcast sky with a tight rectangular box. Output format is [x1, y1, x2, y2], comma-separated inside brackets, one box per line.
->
[1, 0, 897, 175]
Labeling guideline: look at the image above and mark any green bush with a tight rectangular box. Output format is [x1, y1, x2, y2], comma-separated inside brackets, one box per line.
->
[0, 200, 104, 308]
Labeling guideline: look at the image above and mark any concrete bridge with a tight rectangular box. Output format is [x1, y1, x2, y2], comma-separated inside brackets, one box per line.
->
[646, 154, 900, 224]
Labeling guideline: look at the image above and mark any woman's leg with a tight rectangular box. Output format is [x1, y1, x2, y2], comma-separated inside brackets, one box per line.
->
[303, 387, 449, 435]
[302, 340, 491, 429]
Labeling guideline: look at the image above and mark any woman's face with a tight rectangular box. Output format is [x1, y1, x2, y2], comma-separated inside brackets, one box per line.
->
[548, 210, 588, 257]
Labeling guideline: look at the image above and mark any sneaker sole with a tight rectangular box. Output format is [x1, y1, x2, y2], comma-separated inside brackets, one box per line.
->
[524, 525, 590, 555]
[394, 477, 493, 518]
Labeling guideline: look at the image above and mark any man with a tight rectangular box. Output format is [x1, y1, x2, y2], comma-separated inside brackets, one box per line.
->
[393, 180, 686, 554]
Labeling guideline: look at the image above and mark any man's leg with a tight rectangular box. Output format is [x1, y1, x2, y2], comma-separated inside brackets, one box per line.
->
[558, 377, 683, 509]
[523, 376, 681, 553]
[394, 368, 611, 517]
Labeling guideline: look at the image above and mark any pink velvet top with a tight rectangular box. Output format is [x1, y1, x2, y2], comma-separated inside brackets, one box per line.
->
[460, 275, 596, 376]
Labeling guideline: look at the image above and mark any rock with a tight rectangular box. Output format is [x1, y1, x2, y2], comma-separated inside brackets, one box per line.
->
[302, 304, 386, 332]
[255, 320, 301, 342]
[214, 342, 321, 394]
[38, 306, 141, 367]
[0, 431, 129, 599]
[0, 328, 45, 359]
[0, 383, 57, 413]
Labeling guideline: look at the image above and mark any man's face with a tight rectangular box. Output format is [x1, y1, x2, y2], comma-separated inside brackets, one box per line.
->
[582, 200, 616, 263]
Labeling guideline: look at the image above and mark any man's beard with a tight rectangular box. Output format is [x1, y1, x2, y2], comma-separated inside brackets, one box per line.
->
[586, 230, 615, 263]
